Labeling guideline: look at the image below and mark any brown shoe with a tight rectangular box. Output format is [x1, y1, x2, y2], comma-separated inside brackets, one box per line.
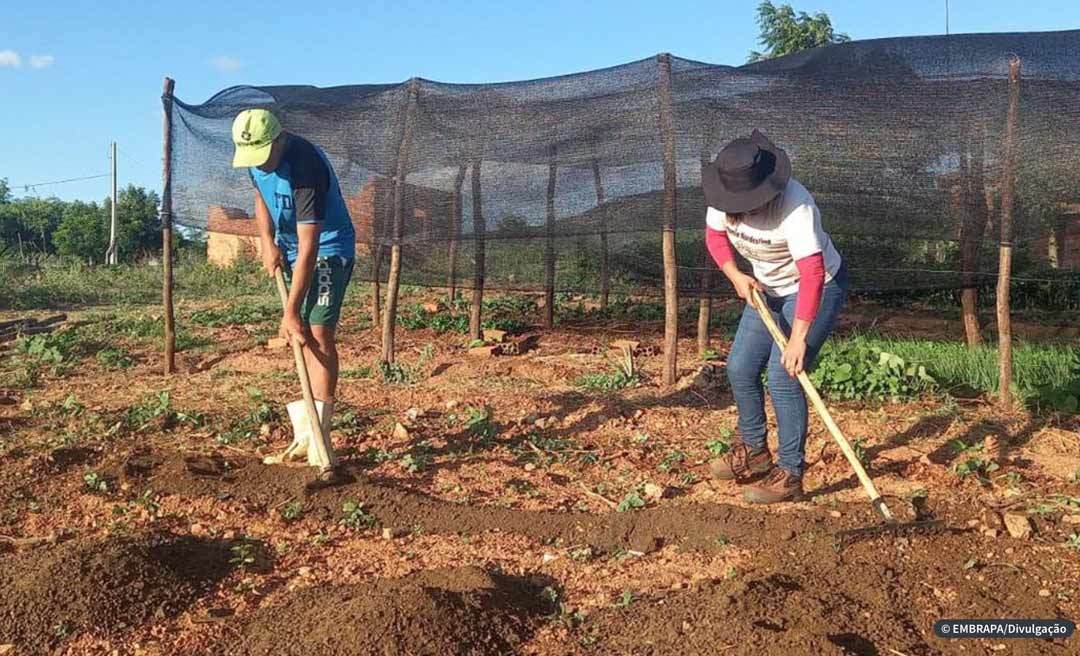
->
[709, 443, 774, 480]
[742, 468, 804, 504]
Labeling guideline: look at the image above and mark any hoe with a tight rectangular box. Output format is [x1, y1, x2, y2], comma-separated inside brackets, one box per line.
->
[750, 288, 944, 540]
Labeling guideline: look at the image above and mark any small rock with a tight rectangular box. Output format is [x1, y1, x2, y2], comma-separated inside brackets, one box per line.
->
[382, 527, 407, 540]
[445, 400, 459, 410]
[643, 483, 665, 503]
[1003, 512, 1033, 539]
[632, 409, 645, 421]
[19, 399, 33, 413]
[1005, 547, 1015, 555]
[405, 407, 422, 422]
[1039, 588, 1052, 597]
[982, 529, 999, 538]
[967, 519, 982, 528]
[829, 510, 842, 519]
[541, 553, 558, 564]
[223, 530, 236, 541]
[468, 345, 499, 358]
[1062, 514, 1080, 525]
[298, 566, 313, 577]
[190, 523, 205, 537]
[392, 423, 410, 440]
[681, 620, 692, 633]
[421, 302, 440, 313]
[483, 329, 508, 343]
[524, 463, 537, 472]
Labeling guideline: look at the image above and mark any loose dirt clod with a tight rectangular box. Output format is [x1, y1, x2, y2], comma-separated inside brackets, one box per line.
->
[0, 531, 233, 654]
[233, 567, 553, 656]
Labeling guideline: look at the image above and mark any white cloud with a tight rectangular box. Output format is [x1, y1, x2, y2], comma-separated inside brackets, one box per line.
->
[29, 54, 54, 69]
[0, 50, 21, 68]
[210, 56, 243, 73]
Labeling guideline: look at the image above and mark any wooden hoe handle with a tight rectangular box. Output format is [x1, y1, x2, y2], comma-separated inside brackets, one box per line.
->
[749, 289, 893, 522]
[275, 269, 333, 471]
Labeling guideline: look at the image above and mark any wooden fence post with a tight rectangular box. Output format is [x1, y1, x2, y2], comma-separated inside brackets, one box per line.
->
[997, 56, 1020, 409]
[447, 163, 466, 301]
[697, 154, 713, 356]
[544, 147, 557, 329]
[958, 122, 988, 348]
[380, 78, 420, 365]
[592, 160, 610, 310]
[469, 161, 486, 341]
[658, 53, 678, 388]
[160, 77, 176, 375]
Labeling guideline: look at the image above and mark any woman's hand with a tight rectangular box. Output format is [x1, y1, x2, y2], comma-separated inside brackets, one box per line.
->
[279, 311, 307, 347]
[730, 271, 764, 303]
[781, 335, 807, 377]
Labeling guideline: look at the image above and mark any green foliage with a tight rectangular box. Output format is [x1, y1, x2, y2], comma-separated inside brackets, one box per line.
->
[340, 501, 377, 531]
[616, 486, 646, 512]
[810, 337, 935, 401]
[379, 344, 435, 386]
[400, 441, 435, 473]
[577, 349, 641, 391]
[96, 347, 133, 370]
[9, 333, 69, 386]
[281, 499, 303, 522]
[1034, 376, 1080, 415]
[657, 450, 686, 473]
[218, 387, 278, 445]
[748, 1, 850, 63]
[229, 541, 256, 568]
[53, 201, 108, 262]
[1067, 534, 1080, 552]
[188, 302, 278, 327]
[83, 470, 108, 494]
[949, 440, 1000, 482]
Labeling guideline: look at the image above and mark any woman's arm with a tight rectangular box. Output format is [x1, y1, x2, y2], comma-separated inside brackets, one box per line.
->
[705, 225, 762, 302]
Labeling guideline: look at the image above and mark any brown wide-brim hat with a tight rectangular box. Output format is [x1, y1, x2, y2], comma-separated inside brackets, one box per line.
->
[702, 130, 791, 214]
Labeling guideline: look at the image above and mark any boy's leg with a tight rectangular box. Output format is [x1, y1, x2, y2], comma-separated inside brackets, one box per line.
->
[298, 256, 353, 402]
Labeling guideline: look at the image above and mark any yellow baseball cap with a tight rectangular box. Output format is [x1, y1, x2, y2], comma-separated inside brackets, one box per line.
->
[231, 109, 283, 168]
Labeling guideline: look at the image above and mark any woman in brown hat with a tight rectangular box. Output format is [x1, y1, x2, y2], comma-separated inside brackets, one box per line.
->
[702, 130, 847, 504]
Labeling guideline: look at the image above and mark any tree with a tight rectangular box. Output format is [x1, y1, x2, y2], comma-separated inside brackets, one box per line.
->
[53, 201, 108, 263]
[0, 178, 10, 204]
[105, 184, 161, 258]
[748, 1, 850, 63]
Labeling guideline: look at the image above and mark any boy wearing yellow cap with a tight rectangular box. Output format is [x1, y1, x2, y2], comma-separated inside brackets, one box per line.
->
[232, 109, 356, 469]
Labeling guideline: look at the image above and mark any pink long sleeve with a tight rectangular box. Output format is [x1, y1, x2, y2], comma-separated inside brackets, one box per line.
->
[794, 252, 825, 322]
[705, 226, 734, 268]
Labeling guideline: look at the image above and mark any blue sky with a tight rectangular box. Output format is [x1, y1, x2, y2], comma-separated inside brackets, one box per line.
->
[1, 0, 1076, 202]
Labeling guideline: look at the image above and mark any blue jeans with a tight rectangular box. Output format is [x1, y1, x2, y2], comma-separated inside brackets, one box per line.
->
[726, 264, 848, 477]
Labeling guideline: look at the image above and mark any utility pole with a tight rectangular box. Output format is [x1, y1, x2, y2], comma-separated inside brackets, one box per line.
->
[945, 0, 950, 35]
[106, 141, 118, 264]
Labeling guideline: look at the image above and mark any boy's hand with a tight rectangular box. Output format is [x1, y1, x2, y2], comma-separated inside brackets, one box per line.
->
[279, 312, 307, 347]
[262, 244, 283, 277]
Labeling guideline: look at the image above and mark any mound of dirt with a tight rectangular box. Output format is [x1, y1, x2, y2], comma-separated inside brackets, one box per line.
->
[118, 449, 835, 553]
[233, 567, 553, 656]
[0, 531, 233, 654]
[571, 532, 1068, 655]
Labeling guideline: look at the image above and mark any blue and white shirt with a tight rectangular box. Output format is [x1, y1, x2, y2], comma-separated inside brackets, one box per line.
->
[249, 134, 355, 263]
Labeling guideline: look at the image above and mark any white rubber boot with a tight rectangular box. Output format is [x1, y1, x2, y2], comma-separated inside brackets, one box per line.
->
[310, 399, 340, 469]
[263, 400, 323, 465]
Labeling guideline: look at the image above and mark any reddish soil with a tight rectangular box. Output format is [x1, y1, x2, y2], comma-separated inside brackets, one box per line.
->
[0, 531, 233, 654]
[233, 567, 553, 656]
[0, 294, 1078, 655]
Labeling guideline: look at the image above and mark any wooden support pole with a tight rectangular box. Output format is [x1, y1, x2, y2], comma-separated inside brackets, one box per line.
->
[447, 163, 466, 301]
[697, 154, 713, 356]
[380, 78, 420, 365]
[996, 56, 1020, 410]
[958, 122, 987, 348]
[544, 147, 557, 329]
[658, 53, 678, 388]
[469, 160, 486, 341]
[160, 77, 176, 375]
[592, 160, 610, 310]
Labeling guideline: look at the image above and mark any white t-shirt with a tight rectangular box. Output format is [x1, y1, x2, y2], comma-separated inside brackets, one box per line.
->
[705, 178, 842, 297]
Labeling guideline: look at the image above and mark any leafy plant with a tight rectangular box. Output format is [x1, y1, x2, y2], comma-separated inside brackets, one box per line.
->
[616, 486, 646, 513]
[701, 348, 721, 361]
[229, 541, 256, 569]
[614, 590, 635, 608]
[96, 347, 134, 369]
[281, 499, 303, 522]
[657, 450, 686, 473]
[379, 344, 435, 386]
[1067, 534, 1080, 552]
[340, 501, 377, 531]
[399, 441, 435, 473]
[810, 338, 935, 401]
[83, 470, 108, 494]
[577, 349, 641, 391]
[949, 439, 999, 481]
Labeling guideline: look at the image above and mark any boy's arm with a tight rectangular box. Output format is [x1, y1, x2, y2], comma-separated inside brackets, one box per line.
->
[254, 191, 281, 276]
